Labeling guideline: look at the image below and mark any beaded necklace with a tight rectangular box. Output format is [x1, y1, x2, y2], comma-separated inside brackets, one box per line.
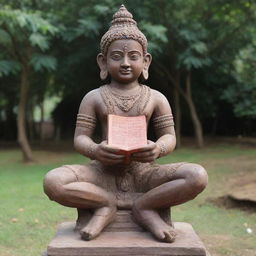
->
[100, 84, 151, 115]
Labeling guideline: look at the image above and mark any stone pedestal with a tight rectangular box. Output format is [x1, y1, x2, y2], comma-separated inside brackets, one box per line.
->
[44, 211, 210, 256]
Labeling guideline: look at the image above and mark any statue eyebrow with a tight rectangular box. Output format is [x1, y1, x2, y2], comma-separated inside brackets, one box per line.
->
[110, 50, 141, 53]
[128, 50, 142, 55]
[110, 50, 123, 54]
[109, 50, 142, 57]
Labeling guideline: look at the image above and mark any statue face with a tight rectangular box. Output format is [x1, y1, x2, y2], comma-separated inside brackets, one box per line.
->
[106, 39, 144, 84]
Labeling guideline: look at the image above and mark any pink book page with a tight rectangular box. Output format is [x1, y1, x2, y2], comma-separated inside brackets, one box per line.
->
[108, 114, 147, 151]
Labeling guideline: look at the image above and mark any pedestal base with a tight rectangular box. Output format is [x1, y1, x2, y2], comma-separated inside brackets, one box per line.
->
[45, 221, 209, 256]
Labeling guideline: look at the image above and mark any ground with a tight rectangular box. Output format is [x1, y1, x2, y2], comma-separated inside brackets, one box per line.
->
[0, 139, 255, 256]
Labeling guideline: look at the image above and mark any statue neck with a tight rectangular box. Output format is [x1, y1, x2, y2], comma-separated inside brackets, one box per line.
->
[109, 81, 140, 92]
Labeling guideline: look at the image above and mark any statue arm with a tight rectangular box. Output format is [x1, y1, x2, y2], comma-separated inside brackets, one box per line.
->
[152, 91, 176, 158]
[74, 90, 125, 164]
[131, 91, 176, 162]
[74, 90, 99, 159]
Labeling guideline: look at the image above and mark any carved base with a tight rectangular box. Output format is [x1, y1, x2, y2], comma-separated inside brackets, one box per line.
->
[44, 211, 209, 256]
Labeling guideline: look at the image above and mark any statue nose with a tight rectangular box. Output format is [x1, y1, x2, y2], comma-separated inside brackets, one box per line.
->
[121, 56, 130, 68]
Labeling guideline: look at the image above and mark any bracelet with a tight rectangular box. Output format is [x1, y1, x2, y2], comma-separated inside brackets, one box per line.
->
[157, 141, 167, 157]
[87, 144, 98, 159]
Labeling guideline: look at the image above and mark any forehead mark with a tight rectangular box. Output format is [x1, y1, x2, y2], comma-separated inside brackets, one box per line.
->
[123, 43, 129, 52]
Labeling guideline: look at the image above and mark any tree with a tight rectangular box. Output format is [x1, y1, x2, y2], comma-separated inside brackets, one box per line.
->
[1, 0, 256, 151]
[133, 0, 256, 146]
[0, 6, 58, 161]
[130, 0, 211, 147]
[222, 44, 256, 118]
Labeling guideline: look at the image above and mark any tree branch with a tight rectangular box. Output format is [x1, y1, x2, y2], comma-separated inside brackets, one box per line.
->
[1, 24, 24, 64]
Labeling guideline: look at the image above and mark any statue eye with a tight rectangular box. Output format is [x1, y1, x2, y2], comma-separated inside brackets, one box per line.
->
[130, 54, 140, 60]
[111, 53, 122, 60]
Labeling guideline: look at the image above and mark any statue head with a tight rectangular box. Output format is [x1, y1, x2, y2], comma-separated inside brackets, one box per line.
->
[97, 5, 152, 82]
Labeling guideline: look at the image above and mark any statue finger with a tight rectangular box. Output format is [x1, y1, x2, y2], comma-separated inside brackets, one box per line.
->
[102, 144, 121, 153]
[132, 151, 154, 158]
[102, 152, 125, 160]
[137, 143, 156, 152]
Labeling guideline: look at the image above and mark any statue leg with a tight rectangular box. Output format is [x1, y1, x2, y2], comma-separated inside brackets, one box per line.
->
[43, 165, 117, 240]
[133, 163, 208, 243]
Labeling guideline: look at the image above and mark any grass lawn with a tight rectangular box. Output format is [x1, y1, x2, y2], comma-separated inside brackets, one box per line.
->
[0, 142, 256, 256]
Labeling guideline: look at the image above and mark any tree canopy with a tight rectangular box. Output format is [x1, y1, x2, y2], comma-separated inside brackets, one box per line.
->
[0, 0, 256, 160]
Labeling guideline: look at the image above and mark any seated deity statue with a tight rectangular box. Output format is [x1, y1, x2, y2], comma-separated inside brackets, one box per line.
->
[43, 5, 208, 243]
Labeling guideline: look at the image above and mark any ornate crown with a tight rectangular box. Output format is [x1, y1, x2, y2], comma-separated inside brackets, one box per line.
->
[100, 5, 147, 55]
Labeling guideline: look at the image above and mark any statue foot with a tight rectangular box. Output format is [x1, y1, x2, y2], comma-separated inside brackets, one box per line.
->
[132, 205, 176, 243]
[80, 205, 117, 240]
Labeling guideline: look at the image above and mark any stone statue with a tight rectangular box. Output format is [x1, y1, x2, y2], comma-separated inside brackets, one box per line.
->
[43, 5, 208, 243]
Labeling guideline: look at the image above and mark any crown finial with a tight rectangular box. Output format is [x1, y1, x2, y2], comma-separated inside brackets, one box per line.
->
[112, 4, 135, 26]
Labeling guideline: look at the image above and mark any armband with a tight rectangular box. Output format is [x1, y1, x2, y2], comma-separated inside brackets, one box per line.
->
[76, 114, 97, 129]
[153, 114, 174, 130]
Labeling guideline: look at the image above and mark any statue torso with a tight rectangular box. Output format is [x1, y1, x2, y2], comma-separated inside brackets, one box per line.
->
[92, 85, 156, 140]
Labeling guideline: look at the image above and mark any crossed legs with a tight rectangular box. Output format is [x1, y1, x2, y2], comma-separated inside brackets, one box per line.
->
[43, 166, 117, 240]
[44, 163, 208, 242]
[132, 163, 208, 242]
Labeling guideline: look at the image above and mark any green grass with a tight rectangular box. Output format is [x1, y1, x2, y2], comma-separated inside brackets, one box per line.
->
[0, 144, 256, 256]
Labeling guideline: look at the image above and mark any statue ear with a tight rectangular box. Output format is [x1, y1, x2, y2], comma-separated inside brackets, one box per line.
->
[142, 53, 152, 80]
[97, 53, 108, 80]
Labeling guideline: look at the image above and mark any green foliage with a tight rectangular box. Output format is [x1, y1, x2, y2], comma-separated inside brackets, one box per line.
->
[0, 8, 58, 35]
[0, 28, 11, 44]
[29, 33, 49, 51]
[30, 54, 57, 72]
[0, 7, 59, 72]
[0, 3, 61, 149]
[222, 45, 256, 118]
[0, 60, 20, 77]
[0, 0, 256, 138]
[93, 4, 110, 15]
[77, 17, 101, 37]
[224, 83, 256, 118]
[140, 22, 168, 54]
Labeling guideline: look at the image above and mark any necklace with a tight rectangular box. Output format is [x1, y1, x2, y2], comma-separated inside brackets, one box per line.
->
[111, 87, 142, 112]
[100, 84, 151, 115]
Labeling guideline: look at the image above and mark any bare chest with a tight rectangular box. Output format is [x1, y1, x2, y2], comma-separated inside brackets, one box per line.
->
[95, 85, 155, 129]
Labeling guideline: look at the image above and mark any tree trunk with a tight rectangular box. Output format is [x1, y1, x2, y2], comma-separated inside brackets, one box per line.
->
[40, 101, 45, 141]
[159, 63, 204, 148]
[28, 101, 35, 141]
[17, 65, 33, 162]
[173, 72, 181, 148]
[185, 71, 204, 148]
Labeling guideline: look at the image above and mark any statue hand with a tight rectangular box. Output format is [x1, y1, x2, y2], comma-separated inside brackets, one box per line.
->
[131, 140, 160, 163]
[94, 141, 125, 165]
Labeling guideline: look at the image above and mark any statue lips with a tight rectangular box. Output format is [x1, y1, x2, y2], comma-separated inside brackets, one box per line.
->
[120, 69, 132, 75]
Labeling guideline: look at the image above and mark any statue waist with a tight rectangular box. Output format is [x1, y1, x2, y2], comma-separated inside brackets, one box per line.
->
[91, 160, 152, 175]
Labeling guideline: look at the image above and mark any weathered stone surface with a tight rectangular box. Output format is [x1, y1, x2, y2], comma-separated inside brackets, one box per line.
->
[43, 5, 209, 253]
[105, 210, 144, 232]
[46, 221, 208, 256]
[75, 210, 170, 233]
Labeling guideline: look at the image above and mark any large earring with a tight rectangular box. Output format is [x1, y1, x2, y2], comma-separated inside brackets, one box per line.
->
[100, 70, 108, 80]
[142, 69, 149, 80]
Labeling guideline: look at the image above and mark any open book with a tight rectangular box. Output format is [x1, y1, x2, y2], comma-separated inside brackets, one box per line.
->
[108, 114, 147, 163]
